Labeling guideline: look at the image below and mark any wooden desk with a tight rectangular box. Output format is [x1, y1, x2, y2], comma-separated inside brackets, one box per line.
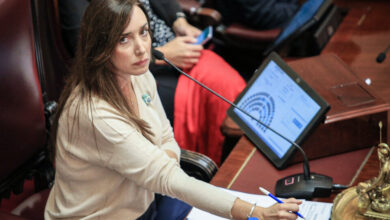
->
[211, 136, 380, 203]
[323, 1, 390, 101]
[213, 0, 389, 208]
[322, 1, 390, 140]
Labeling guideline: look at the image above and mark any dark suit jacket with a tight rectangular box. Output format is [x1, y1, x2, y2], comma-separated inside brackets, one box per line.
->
[149, 0, 182, 26]
[215, 0, 299, 30]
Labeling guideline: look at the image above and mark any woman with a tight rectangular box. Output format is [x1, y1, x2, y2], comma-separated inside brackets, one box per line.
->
[136, 0, 247, 165]
[45, 0, 301, 219]
[58, 0, 247, 165]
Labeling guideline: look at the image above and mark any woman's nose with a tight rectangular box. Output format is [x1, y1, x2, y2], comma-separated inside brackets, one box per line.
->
[134, 37, 146, 56]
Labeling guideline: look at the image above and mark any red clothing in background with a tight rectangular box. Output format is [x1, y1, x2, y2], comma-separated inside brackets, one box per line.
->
[174, 50, 246, 165]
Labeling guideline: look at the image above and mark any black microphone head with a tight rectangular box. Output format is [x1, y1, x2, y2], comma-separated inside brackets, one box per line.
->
[376, 52, 386, 63]
[152, 49, 165, 60]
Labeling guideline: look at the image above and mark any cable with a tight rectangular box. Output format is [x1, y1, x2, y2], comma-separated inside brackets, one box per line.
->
[332, 184, 348, 190]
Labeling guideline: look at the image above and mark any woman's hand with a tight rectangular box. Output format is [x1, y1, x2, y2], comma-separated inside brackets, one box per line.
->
[172, 17, 201, 37]
[255, 198, 302, 220]
[155, 36, 203, 69]
[231, 198, 302, 220]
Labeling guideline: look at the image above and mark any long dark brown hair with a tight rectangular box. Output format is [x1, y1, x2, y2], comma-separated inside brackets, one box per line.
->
[50, 0, 153, 161]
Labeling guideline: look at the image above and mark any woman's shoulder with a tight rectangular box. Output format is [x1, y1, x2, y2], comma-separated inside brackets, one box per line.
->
[64, 88, 133, 127]
[64, 92, 137, 144]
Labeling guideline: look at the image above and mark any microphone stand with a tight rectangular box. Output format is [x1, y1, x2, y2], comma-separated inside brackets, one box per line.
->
[152, 49, 334, 199]
[376, 44, 390, 63]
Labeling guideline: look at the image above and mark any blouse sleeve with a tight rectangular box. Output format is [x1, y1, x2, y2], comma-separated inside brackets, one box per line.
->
[90, 106, 236, 218]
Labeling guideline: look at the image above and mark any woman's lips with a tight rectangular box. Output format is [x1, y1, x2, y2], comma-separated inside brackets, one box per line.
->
[134, 58, 149, 66]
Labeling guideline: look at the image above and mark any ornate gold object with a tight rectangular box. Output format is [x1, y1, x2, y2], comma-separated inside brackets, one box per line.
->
[355, 142, 390, 219]
[332, 121, 390, 219]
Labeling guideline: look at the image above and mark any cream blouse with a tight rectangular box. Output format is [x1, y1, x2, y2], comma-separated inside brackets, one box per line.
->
[44, 71, 236, 219]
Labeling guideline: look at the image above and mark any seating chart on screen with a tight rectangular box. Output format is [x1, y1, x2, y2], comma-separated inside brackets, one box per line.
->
[238, 92, 275, 132]
[228, 53, 329, 168]
[232, 60, 321, 158]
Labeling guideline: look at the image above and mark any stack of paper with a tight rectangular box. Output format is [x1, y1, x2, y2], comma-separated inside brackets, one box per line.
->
[186, 188, 332, 220]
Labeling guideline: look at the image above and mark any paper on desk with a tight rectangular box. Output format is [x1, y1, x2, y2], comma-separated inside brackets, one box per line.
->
[186, 188, 332, 220]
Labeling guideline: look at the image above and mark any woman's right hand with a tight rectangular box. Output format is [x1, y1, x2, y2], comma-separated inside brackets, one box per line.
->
[253, 198, 302, 220]
[155, 36, 203, 69]
[231, 197, 302, 220]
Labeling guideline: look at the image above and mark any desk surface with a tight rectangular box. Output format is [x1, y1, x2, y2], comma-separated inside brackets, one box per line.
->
[323, 1, 390, 105]
[211, 136, 380, 203]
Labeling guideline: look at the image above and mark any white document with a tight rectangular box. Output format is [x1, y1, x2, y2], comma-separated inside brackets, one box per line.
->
[186, 188, 332, 220]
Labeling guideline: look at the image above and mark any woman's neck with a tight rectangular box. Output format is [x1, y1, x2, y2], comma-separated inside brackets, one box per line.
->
[117, 75, 139, 117]
[117, 74, 131, 91]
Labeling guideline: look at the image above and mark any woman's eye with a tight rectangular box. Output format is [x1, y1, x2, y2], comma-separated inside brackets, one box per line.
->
[119, 37, 128, 44]
[141, 28, 149, 37]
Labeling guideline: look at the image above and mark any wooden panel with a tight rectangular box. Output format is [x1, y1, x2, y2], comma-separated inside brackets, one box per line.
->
[323, 5, 390, 97]
[286, 54, 390, 163]
[211, 137, 254, 188]
[288, 55, 389, 121]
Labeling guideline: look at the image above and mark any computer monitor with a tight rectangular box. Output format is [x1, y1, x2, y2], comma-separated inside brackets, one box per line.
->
[264, 0, 332, 56]
[227, 52, 330, 169]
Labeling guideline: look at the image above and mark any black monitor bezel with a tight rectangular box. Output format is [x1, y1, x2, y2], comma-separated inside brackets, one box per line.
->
[227, 52, 330, 169]
[263, 0, 333, 56]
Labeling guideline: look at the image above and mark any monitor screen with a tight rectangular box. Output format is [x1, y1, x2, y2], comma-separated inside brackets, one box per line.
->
[227, 52, 329, 169]
[265, 0, 331, 55]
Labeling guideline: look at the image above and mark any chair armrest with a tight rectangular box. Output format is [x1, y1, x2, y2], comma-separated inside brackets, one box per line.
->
[220, 116, 244, 138]
[193, 8, 221, 26]
[180, 149, 218, 182]
[178, 0, 221, 27]
[177, 0, 201, 13]
[0, 211, 28, 220]
[10, 189, 50, 220]
[220, 116, 244, 163]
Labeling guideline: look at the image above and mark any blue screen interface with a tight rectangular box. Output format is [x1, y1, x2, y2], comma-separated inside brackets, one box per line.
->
[233, 61, 321, 158]
[273, 0, 326, 46]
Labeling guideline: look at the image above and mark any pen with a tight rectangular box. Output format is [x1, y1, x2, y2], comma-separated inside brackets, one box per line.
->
[259, 187, 305, 219]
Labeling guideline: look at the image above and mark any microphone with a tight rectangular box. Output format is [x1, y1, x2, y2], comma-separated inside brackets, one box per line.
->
[376, 44, 390, 63]
[152, 49, 333, 199]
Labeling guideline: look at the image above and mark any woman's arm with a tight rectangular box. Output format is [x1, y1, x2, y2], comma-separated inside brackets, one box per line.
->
[231, 197, 302, 220]
[81, 96, 301, 219]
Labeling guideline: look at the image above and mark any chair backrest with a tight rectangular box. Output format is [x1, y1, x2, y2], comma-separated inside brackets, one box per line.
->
[0, 0, 48, 197]
[31, 0, 71, 102]
[0, 0, 73, 218]
[0, 0, 61, 204]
